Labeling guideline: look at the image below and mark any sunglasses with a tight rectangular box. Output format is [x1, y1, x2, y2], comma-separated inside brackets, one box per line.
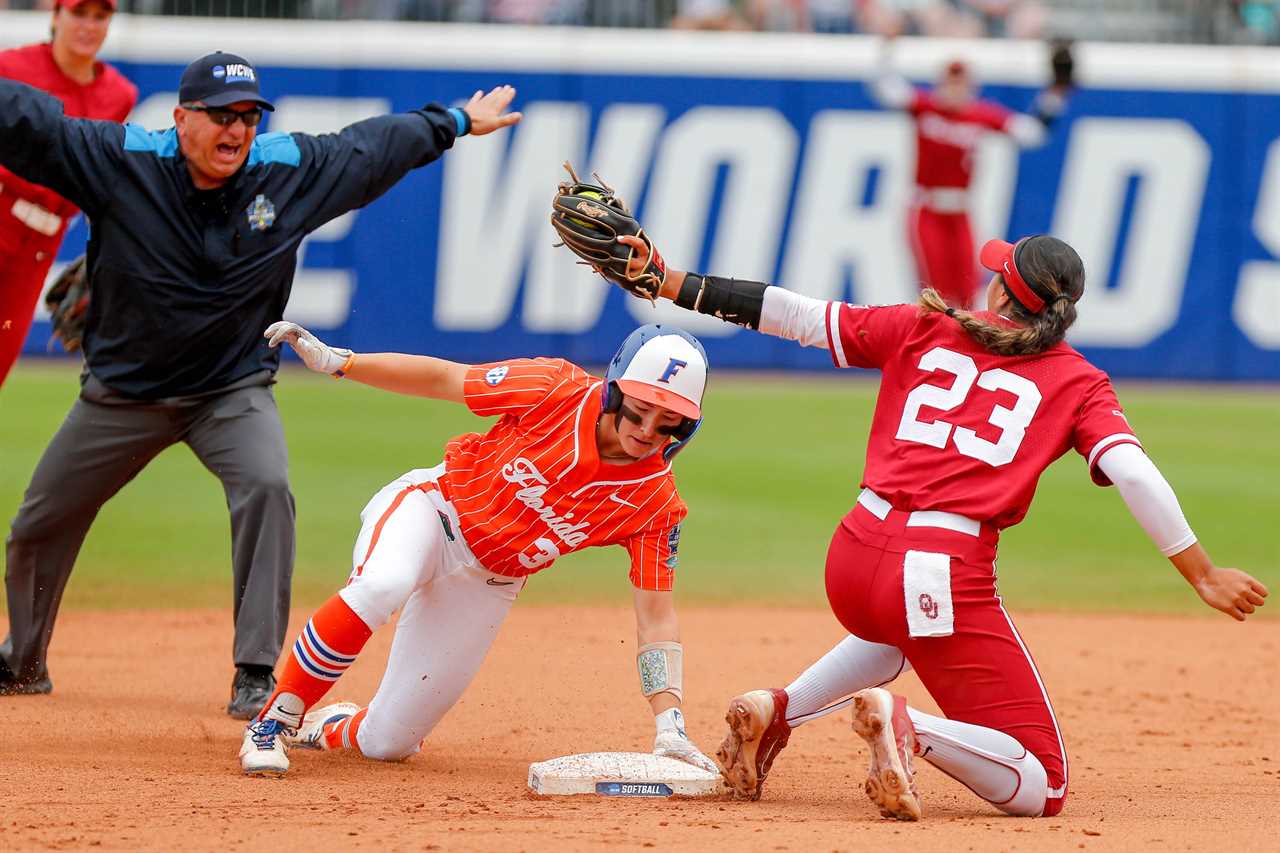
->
[184, 104, 264, 128]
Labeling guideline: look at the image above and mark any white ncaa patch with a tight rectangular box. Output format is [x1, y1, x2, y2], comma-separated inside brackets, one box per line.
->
[485, 365, 509, 386]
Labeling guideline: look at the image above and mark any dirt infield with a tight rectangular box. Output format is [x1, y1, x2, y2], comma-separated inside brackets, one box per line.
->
[1, 606, 1276, 852]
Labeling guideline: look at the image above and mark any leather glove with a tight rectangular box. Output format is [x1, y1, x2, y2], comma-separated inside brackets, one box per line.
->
[263, 321, 352, 375]
[652, 708, 718, 774]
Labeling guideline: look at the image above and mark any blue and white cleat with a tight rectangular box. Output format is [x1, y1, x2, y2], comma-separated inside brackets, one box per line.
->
[239, 718, 294, 776]
[294, 702, 362, 751]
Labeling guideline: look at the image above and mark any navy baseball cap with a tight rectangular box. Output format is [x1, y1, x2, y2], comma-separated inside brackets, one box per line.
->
[178, 52, 275, 111]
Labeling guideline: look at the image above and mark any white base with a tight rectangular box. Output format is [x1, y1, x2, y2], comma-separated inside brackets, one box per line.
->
[528, 752, 723, 797]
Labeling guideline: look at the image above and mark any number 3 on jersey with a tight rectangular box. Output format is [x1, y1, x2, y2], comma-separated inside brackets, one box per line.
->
[895, 347, 1042, 467]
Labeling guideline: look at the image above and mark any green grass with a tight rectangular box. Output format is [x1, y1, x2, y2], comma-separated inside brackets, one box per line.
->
[1, 360, 1276, 615]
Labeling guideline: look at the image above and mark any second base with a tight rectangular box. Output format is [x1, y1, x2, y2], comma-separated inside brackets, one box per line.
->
[528, 752, 722, 797]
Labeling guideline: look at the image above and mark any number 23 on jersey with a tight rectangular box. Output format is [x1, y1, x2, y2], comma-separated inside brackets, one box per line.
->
[895, 346, 1042, 468]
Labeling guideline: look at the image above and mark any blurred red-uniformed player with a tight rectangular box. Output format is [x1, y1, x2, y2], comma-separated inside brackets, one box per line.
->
[871, 47, 1067, 308]
[0, 0, 136, 388]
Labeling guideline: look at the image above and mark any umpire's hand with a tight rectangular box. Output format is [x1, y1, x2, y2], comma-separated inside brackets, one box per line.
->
[463, 85, 522, 135]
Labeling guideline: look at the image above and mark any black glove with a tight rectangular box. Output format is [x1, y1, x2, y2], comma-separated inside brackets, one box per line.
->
[550, 162, 666, 302]
[1050, 40, 1075, 90]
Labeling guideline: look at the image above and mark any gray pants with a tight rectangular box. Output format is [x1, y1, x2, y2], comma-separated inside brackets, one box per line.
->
[2, 370, 294, 683]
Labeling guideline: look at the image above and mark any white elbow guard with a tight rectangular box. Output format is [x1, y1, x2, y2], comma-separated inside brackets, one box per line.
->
[637, 641, 683, 702]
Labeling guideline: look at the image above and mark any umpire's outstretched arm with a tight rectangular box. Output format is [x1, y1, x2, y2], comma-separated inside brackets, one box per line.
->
[0, 78, 125, 220]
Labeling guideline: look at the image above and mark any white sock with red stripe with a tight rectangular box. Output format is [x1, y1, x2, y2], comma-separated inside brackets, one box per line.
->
[258, 594, 374, 727]
[906, 708, 1049, 817]
[784, 635, 908, 724]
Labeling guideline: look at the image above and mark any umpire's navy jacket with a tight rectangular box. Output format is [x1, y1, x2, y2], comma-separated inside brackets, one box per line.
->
[0, 79, 459, 398]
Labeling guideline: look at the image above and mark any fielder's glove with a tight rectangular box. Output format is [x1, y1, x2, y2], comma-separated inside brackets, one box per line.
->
[263, 321, 353, 375]
[1032, 40, 1075, 127]
[652, 708, 718, 775]
[550, 162, 666, 302]
[1050, 39, 1075, 90]
[44, 255, 90, 353]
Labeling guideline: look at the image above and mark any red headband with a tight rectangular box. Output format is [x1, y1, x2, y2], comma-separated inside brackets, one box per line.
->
[979, 238, 1045, 313]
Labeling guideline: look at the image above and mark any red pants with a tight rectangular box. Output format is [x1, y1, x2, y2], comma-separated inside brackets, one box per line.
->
[825, 502, 1068, 816]
[0, 232, 60, 388]
[907, 205, 977, 308]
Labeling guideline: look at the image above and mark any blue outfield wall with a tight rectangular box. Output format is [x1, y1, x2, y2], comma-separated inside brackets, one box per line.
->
[6, 18, 1280, 379]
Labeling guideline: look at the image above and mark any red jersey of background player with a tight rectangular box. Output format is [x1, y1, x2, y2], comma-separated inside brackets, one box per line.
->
[909, 90, 1013, 189]
[444, 357, 686, 589]
[825, 302, 1140, 529]
[0, 42, 136, 239]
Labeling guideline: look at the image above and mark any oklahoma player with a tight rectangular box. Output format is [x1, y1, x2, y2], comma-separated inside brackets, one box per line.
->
[872, 47, 1067, 308]
[238, 322, 719, 778]
[610, 231, 1268, 818]
[0, 0, 135, 387]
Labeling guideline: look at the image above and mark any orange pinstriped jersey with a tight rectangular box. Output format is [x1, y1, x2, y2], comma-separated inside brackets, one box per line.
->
[440, 358, 687, 591]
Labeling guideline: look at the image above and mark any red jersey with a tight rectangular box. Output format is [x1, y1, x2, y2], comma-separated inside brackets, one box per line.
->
[0, 42, 136, 242]
[442, 358, 687, 590]
[909, 90, 1013, 190]
[824, 303, 1141, 529]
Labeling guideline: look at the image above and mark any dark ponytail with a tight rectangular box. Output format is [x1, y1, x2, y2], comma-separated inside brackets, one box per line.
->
[919, 235, 1085, 356]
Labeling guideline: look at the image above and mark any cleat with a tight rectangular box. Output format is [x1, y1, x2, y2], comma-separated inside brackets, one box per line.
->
[239, 718, 294, 776]
[227, 666, 275, 720]
[851, 688, 922, 821]
[715, 688, 791, 800]
[294, 702, 361, 750]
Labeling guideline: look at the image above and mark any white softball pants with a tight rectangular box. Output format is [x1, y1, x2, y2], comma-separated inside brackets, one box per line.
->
[338, 465, 524, 761]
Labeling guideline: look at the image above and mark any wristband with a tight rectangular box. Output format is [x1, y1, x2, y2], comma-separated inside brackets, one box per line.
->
[331, 351, 356, 379]
[673, 273, 768, 330]
[447, 106, 471, 137]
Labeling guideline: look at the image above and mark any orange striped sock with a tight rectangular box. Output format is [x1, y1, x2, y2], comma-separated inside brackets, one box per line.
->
[322, 707, 369, 753]
[258, 594, 373, 724]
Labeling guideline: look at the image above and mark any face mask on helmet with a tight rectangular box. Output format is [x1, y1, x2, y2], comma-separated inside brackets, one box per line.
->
[601, 324, 708, 461]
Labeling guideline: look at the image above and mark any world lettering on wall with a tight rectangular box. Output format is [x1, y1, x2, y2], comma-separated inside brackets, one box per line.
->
[11, 20, 1279, 379]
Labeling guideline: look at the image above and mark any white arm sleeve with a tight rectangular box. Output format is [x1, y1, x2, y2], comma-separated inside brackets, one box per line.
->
[870, 68, 914, 110]
[759, 286, 831, 349]
[1005, 113, 1047, 148]
[1095, 443, 1198, 557]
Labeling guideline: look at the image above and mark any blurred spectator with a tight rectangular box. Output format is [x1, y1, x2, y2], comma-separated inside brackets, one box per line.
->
[858, 0, 956, 37]
[671, 0, 748, 29]
[1235, 0, 1279, 41]
[486, 0, 584, 23]
[954, 0, 1045, 38]
[748, 0, 860, 33]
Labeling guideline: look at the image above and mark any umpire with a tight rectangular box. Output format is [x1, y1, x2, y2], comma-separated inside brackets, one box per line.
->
[0, 52, 520, 717]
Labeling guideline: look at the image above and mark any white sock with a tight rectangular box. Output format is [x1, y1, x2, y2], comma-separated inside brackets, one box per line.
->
[907, 707, 1048, 817]
[784, 634, 908, 724]
[262, 691, 303, 728]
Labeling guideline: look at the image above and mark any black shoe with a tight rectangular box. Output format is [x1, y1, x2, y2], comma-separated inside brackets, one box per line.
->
[0, 658, 52, 696]
[227, 665, 276, 719]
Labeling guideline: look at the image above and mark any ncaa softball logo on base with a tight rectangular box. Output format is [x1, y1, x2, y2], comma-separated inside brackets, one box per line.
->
[485, 365, 509, 386]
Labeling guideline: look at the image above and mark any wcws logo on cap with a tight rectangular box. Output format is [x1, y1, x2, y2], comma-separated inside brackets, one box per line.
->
[214, 64, 257, 84]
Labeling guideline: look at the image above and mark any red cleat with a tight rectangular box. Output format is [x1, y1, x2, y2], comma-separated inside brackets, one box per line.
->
[851, 688, 922, 820]
[715, 688, 792, 800]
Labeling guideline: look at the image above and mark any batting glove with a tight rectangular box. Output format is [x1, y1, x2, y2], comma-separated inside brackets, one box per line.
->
[264, 321, 353, 375]
[653, 708, 718, 774]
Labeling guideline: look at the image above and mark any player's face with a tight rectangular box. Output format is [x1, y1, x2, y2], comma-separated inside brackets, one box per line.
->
[936, 71, 974, 108]
[174, 100, 259, 190]
[615, 395, 685, 459]
[51, 2, 113, 61]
